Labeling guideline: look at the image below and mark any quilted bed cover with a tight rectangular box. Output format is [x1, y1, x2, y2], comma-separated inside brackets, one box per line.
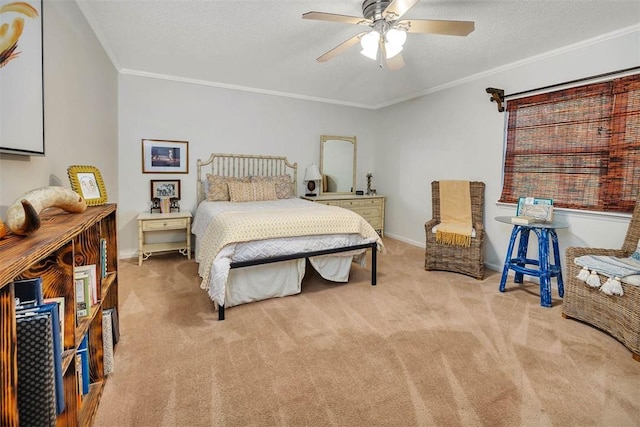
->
[192, 198, 384, 307]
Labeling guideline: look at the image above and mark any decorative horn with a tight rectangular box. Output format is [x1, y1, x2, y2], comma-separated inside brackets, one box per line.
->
[4, 186, 87, 236]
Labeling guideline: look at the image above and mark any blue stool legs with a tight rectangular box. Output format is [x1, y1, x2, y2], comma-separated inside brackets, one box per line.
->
[499, 224, 563, 307]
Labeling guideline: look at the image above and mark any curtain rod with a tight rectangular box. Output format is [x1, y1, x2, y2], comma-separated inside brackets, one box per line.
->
[485, 65, 640, 112]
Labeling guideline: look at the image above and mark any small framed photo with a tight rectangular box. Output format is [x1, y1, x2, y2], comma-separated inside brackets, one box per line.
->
[67, 165, 108, 206]
[151, 179, 181, 199]
[142, 139, 189, 173]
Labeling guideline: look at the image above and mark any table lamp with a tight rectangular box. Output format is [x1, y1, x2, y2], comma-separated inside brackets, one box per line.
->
[304, 164, 322, 196]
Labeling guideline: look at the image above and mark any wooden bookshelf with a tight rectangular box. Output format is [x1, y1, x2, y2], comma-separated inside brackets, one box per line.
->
[0, 204, 119, 426]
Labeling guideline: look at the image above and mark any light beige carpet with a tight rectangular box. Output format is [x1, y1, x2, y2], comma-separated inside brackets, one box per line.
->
[94, 238, 640, 426]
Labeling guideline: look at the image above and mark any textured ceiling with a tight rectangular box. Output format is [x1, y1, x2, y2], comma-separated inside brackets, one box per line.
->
[77, 0, 640, 108]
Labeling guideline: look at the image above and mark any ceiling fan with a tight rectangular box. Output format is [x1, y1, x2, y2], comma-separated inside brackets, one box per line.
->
[302, 0, 474, 70]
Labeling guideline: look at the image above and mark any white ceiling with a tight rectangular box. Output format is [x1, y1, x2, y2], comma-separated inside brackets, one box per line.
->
[77, 0, 640, 109]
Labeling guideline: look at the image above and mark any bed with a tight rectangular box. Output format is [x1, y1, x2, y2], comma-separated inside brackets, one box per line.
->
[193, 153, 384, 320]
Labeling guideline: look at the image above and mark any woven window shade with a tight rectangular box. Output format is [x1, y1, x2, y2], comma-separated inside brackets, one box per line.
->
[499, 73, 640, 213]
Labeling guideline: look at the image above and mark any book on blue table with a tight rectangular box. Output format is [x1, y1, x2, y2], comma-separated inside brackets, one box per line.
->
[14, 277, 43, 308]
[515, 197, 554, 222]
[17, 302, 65, 414]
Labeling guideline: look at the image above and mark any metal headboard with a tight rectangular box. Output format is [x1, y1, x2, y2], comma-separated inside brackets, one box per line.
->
[197, 153, 298, 203]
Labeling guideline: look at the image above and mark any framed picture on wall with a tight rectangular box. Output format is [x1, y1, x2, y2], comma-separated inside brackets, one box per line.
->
[67, 165, 108, 206]
[0, 0, 44, 155]
[142, 139, 189, 173]
[150, 179, 181, 199]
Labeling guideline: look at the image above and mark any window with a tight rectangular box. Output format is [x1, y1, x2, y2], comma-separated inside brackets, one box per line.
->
[499, 73, 640, 213]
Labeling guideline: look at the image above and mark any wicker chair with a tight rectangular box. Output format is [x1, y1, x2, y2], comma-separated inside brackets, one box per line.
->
[424, 181, 485, 279]
[563, 199, 640, 362]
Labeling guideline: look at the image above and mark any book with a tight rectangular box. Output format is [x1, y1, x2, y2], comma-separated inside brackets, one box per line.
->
[17, 302, 65, 414]
[105, 306, 120, 344]
[43, 297, 65, 351]
[510, 216, 538, 225]
[516, 196, 554, 222]
[14, 277, 43, 308]
[78, 334, 90, 395]
[75, 273, 91, 319]
[76, 353, 83, 404]
[16, 311, 57, 426]
[100, 238, 108, 278]
[75, 264, 98, 305]
[103, 310, 114, 375]
[160, 197, 171, 213]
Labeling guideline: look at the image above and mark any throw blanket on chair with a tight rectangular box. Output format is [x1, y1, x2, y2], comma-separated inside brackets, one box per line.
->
[573, 254, 640, 296]
[436, 180, 472, 247]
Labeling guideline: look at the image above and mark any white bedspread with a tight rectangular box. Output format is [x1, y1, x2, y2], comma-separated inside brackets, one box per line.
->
[192, 198, 383, 305]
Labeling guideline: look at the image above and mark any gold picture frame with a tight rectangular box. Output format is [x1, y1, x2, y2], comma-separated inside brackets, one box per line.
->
[67, 165, 108, 206]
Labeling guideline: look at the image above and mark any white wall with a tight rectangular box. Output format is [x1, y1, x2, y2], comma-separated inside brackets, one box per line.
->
[117, 28, 639, 265]
[117, 75, 378, 257]
[0, 0, 118, 214]
[375, 27, 640, 271]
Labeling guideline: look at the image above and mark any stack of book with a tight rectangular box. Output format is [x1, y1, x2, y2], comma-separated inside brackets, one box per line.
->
[14, 277, 65, 426]
[74, 264, 98, 320]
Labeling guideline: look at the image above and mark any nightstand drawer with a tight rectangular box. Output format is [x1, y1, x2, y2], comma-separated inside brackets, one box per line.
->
[142, 218, 188, 231]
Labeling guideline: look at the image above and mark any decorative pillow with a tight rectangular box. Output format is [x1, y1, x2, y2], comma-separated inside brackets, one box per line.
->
[228, 182, 255, 202]
[250, 175, 293, 199]
[228, 181, 278, 202]
[253, 182, 278, 201]
[206, 174, 249, 201]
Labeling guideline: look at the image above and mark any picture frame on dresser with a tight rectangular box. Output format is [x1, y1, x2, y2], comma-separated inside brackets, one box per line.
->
[142, 139, 189, 173]
[67, 165, 108, 206]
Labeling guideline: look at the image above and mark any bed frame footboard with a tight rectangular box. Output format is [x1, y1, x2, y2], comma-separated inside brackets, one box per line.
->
[217, 241, 378, 320]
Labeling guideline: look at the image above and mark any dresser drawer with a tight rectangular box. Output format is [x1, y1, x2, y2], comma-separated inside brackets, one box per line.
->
[349, 206, 382, 222]
[142, 218, 188, 231]
[341, 198, 382, 208]
[316, 200, 342, 207]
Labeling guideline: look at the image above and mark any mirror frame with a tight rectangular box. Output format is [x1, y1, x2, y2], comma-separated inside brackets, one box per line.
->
[319, 135, 357, 195]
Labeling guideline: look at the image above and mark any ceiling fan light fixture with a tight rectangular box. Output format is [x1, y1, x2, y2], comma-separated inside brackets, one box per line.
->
[360, 30, 380, 60]
[385, 28, 406, 58]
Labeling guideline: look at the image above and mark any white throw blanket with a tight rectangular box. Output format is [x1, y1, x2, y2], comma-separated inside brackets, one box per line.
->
[573, 255, 640, 296]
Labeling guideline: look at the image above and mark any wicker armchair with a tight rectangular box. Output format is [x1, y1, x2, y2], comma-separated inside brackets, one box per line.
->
[563, 199, 640, 361]
[424, 181, 485, 279]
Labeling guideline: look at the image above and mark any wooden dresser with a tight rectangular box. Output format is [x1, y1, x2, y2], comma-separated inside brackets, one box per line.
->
[302, 194, 386, 237]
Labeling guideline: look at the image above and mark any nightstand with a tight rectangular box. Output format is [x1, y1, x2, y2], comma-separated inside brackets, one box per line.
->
[137, 211, 192, 266]
[302, 194, 386, 237]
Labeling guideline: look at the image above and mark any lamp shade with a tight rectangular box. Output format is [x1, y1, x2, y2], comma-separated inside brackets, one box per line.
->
[385, 29, 406, 59]
[360, 30, 380, 60]
[304, 164, 322, 181]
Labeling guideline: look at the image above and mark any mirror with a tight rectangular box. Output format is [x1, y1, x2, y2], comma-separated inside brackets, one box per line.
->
[320, 135, 356, 194]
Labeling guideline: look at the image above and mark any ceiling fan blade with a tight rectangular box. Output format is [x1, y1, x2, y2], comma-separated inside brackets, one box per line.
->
[397, 19, 475, 36]
[303, 12, 371, 26]
[386, 53, 405, 71]
[382, 0, 421, 21]
[316, 32, 367, 62]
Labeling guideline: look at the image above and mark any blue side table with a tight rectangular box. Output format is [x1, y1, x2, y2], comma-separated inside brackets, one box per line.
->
[495, 216, 569, 307]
